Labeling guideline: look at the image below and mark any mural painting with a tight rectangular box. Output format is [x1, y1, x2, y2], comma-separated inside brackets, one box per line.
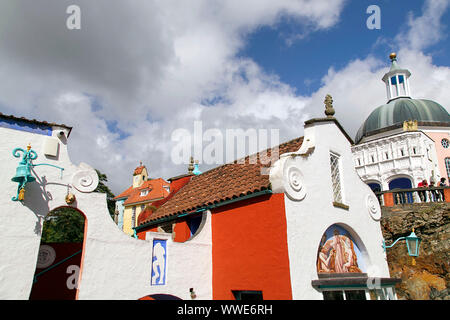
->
[317, 225, 365, 274]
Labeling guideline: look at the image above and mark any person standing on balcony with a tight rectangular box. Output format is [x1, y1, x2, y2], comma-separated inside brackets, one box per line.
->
[429, 180, 438, 202]
[438, 178, 447, 201]
[418, 179, 428, 203]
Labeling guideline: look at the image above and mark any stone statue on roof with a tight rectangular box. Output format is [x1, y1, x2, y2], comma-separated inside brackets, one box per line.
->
[324, 94, 335, 117]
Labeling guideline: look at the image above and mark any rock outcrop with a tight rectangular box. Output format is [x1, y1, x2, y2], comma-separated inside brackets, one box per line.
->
[381, 202, 449, 300]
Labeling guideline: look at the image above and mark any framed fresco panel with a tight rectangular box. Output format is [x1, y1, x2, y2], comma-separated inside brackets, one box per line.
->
[316, 225, 365, 274]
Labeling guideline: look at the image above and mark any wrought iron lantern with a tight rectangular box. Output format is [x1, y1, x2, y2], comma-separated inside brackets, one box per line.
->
[383, 228, 421, 265]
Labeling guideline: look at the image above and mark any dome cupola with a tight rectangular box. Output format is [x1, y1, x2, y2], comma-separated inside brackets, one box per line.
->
[382, 53, 412, 102]
[355, 54, 450, 144]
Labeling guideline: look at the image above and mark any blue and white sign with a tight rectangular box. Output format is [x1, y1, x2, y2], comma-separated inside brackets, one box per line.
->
[151, 239, 167, 285]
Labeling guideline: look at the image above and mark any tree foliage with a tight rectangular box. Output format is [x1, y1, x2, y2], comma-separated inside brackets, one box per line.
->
[41, 207, 85, 243]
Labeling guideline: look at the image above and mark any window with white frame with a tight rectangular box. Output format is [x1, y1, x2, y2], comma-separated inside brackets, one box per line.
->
[330, 153, 344, 204]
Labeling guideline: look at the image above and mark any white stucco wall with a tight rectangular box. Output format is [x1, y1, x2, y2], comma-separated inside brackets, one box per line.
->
[270, 118, 391, 300]
[0, 123, 212, 300]
[77, 208, 212, 300]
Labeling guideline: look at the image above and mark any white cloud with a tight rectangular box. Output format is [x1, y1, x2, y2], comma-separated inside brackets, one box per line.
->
[395, 0, 449, 51]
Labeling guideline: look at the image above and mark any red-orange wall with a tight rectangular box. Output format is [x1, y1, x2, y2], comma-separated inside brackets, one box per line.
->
[173, 220, 190, 242]
[137, 222, 191, 242]
[211, 193, 292, 300]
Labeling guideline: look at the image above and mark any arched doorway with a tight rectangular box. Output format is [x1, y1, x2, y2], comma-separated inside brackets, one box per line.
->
[367, 182, 382, 203]
[367, 182, 381, 193]
[388, 177, 413, 204]
[388, 177, 412, 189]
[29, 206, 86, 300]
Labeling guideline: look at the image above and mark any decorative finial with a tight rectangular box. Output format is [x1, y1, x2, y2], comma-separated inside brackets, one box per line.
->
[324, 94, 335, 117]
[188, 156, 194, 173]
[192, 160, 202, 175]
[27, 143, 31, 151]
[140, 161, 142, 167]
[389, 52, 397, 61]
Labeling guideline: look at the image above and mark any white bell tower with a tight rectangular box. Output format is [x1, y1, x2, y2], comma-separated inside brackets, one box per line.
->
[382, 53, 412, 102]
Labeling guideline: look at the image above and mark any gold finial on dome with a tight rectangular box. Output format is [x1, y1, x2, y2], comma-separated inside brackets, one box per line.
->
[389, 52, 397, 61]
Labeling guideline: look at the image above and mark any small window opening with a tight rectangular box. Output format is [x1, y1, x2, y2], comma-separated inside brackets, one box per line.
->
[232, 290, 263, 300]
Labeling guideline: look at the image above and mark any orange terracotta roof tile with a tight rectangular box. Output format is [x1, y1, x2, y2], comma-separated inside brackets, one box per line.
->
[139, 137, 304, 226]
[113, 185, 134, 200]
[123, 178, 170, 206]
[133, 165, 146, 175]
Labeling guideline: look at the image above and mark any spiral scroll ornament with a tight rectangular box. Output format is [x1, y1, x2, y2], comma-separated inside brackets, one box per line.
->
[366, 194, 381, 221]
[72, 169, 99, 193]
[283, 162, 307, 201]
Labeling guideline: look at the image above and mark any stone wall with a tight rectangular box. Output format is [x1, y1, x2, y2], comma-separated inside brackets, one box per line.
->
[381, 202, 449, 300]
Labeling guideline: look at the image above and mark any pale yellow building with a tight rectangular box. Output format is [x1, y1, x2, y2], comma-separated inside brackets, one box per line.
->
[114, 163, 170, 235]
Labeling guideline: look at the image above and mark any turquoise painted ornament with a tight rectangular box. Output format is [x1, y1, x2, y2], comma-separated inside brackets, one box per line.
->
[192, 161, 202, 175]
[11, 144, 64, 202]
[11, 144, 37, 201]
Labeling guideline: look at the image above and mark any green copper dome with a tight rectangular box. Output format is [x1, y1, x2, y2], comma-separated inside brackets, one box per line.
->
[355, 98, 450, 143]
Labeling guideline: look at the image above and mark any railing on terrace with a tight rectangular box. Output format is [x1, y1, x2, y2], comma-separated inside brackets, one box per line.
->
[374, 186, 450, 207]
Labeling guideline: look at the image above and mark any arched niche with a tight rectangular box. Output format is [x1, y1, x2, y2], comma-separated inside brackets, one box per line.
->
[388, 176, 412, 190]
[367, 182, 381, 193]
[388, 176, 414, 204]
[316, 224, 368, 275]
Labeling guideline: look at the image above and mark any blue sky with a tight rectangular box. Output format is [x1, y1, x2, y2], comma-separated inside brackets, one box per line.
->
[240, 0, 450, 95]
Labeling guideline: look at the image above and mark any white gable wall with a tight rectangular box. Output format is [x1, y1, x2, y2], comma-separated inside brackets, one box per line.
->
[270, 119, 391, 299]
[0, 124, 212, 300]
